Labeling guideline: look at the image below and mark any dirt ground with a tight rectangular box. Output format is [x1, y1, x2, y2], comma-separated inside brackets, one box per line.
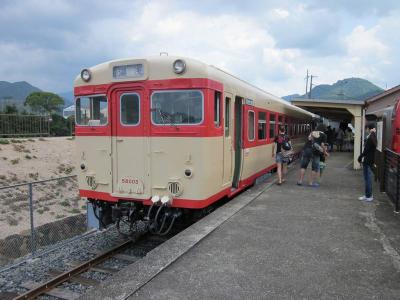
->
[0, 137, 84, 239]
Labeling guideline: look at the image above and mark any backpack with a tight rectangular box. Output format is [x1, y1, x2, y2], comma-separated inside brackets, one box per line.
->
[310, 131, 324, 153]
[282, 139, 292, 151]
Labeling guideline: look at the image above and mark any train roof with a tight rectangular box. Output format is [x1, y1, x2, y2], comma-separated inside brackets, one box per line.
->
[74, 56, 315, 119]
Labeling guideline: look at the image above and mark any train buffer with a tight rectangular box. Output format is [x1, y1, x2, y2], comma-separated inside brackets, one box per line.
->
[80, 152, 400, 299]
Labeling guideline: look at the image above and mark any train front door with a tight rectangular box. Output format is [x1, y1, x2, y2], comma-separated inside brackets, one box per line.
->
[232, 96, 243, 188]
[223, 93, 233, 186]
[112, 88, 147, 197]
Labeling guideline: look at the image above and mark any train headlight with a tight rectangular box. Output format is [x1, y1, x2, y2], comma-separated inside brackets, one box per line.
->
[151, 195, 160, 203]
[161, 195, 170, 204]
[81, 69, 91, 82]
[173, 59, 186, 74]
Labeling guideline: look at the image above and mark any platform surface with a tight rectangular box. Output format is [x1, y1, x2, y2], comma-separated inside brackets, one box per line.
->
[87, 152, 400, 299]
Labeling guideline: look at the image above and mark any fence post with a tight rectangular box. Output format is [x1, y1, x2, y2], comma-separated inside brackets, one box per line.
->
[28, 183, 36, 254]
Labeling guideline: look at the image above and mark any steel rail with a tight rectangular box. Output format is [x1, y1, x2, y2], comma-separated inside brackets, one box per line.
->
[14, 239, 134, 300]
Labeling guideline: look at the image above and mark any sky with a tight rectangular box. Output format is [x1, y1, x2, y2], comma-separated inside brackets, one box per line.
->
[0, 0, 399, 97]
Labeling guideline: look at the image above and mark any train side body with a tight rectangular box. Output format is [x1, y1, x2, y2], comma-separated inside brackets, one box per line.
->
[74, 56, 314, 211]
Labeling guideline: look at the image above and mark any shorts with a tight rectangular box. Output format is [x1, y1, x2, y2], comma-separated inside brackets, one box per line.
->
[276, 152, 289, 164]
[300, 151, 320, 172]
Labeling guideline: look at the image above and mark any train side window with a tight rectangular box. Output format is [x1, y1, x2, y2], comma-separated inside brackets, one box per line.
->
[76, 95, 108, 126]
[258, 112, 266, 140]
[248, 110, 255, 141]
[270, 114, 276, 139]
[225, 97, 230, 137]
[120, 93, 140, 125]
[214, 91, 221, 127]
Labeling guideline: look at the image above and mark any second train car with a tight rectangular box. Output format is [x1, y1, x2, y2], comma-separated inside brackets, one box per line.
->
[74, 56, 314, 234]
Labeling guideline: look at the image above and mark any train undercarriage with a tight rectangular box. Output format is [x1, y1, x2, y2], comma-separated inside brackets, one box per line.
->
[88, 198, 213, 237]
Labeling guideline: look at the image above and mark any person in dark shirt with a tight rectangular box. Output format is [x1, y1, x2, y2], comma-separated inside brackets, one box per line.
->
[272, 126, 291, 185]
[297, 123, 327, 187]
[358, 123, 377, 201]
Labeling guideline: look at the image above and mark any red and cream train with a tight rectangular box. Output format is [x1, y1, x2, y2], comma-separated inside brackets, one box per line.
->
[74, 56, 314, 234]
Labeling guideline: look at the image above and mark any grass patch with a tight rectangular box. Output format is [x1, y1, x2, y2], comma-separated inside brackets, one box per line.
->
[66, 136, 75, 140]
[6, 216, 18, 226]
[10, 158, 20, 165]
[56, 214, 66, 219]
[25, 154, 32, 160]
[69, 208, 81, 214]
[0, 139, 9, 145]
[12, 144, 25, 152]
[59, 200, 70, 207]
[28, 172, 39, 180]
[38, 137, 46, 141]
[81, 205, 87, 210]
[27, 138, 35, 142]
[10, 139, 25, 143]
[57, 164, 75, 175]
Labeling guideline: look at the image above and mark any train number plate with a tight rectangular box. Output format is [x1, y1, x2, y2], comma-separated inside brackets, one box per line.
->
[119, 177, 144, 194]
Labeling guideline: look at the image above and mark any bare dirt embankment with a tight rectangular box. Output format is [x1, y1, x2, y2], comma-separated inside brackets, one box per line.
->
[0, 137, 84, 239]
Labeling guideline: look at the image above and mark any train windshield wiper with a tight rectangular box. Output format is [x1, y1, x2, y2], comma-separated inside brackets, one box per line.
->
[151, 108, 178, 127]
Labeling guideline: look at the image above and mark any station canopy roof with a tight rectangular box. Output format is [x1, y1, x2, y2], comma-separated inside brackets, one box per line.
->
[291, 98, 364, 121]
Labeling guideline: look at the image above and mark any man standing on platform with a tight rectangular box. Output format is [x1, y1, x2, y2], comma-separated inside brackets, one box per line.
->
[358, 124, 377, 202]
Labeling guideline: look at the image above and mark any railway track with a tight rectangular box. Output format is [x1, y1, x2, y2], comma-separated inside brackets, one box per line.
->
[1, 233, 170, 300]
[0, 187, 249, 300]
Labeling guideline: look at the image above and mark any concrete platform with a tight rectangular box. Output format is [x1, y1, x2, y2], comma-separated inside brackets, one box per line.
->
[83, 153, 400, 299]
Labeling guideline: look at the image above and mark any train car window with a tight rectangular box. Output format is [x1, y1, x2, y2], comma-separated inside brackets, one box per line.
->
[270, 114, 276, 139]
[214, 91, 221, 127]
[120, 93, 140, 125]
[151, 90, 203, 125]
[75, 95, 108, 126]
[258, 112, 266, 140]
[248, 111, 255, 141]
[225, 97, 231, 137]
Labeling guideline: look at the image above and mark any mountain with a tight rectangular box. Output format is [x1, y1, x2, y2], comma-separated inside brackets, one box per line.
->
[284, 78, 384, 101]
[0, 81, 74, 112]
[0, 81, 42, 111]
[58, 91, 74, 108]
[282, 94, 301, 101]
[0, 81, 41, 102]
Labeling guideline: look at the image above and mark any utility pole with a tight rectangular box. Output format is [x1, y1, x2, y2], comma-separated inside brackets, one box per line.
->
[305, 69, 309, 97]
[309, 75, 317, 99]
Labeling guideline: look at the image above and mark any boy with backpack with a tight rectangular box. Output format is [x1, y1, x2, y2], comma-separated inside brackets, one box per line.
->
[272, 126, 292, 185]
[297, 123, 327, 187]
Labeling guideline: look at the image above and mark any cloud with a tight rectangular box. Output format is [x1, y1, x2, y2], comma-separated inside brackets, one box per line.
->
[0, 0, 399, 96]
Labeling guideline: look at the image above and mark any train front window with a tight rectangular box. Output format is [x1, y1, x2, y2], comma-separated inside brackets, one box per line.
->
[76, 95, 108, 126]
[151, 90, 203, 125]
[120, 93, 140, 125]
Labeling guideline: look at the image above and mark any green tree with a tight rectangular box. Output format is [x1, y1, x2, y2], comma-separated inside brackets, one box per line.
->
[3, 105, 18, 114]
[25, 92, 64, 114]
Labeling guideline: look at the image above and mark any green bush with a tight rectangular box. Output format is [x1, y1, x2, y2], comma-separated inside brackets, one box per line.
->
[0, 139, 9, 145]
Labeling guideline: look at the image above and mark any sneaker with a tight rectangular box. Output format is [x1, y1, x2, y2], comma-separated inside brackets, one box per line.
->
[358, 195, 367, 201]
[309, 182, 320, 187]
[296, 181, 303, 186]
[363, 197, 374, 202]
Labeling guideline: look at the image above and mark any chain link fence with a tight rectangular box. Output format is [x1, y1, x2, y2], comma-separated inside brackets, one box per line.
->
[0, 175, 89, 267]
